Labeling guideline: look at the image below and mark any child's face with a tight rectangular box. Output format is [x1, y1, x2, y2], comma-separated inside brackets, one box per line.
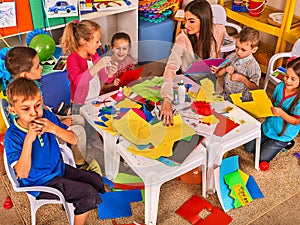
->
[112, 38, 130, 62]
[235, 39, 258, 59]
[184, 11, 200, 37]
[26, 54, 43, 80]
[86, 30, 101, 56]
[284, 68, 300, 92]
[9, 93, 43, 129]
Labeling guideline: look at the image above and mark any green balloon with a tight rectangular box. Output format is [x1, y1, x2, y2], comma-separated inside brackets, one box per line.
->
[29, 34, 56, 62]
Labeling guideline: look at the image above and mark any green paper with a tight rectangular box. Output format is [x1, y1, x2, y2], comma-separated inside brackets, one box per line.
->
[114, 173, 143, 184]
[131, 77, 163, 102]
[29, 0, 78, 29]
[224, 170, 253, 208]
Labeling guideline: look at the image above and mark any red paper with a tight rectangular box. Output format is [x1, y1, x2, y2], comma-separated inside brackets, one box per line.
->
[118, 66, 144, 87]
[113, 182, 145, 190]
[3, 196, 13, 209]
[213, 114, 239, 136]
[175, 195, 232, 225]
[191, 101, 213, 116]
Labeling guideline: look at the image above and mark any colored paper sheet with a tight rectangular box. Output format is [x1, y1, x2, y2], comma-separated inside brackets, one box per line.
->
[219, 155, 239, 212]
[29, 0, 78, 29]
[98, 190, 142, 219]
[224, 170, 253, 208]
[246, 175, 264, 199]
[185, 58, 230, 76]
[119, 67, 144, 87]
[0, 0, 33, 37]
[131, 76, 163, 102]
[114, 173, 143, 184]
[116, 98, 141, 109]
[175, 195, 232, 225]
[112, 111, 195, 148]
[230, 89, 273, 118]
[213, 114, 239, 136]
[127, 140, 174, 159]
[196, 79, 224, 102]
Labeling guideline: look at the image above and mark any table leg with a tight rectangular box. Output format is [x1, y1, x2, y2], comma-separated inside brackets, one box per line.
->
[144, 182, 162, 225]
[103, 132, 120, 180]
[254, 136, 261, 170]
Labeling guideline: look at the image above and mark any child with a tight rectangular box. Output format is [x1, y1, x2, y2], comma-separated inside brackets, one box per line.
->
[4, 77, 105, 224]
[5, 46, 88, 169]
[212, 26, 261, 102]
[101, 32, 136, 94]
[61, 20, 115, 105]
[244, 57, 300, 165]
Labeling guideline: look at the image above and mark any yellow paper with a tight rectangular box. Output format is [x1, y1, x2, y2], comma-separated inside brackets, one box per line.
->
[202, 115, 220, 124]
[116, 98, 141, 109]
[112, 111, 195, 148]
[196, 78, 224, 102]
[230, 90, 273, 118]
[127, 141, 174, 159]
[95, 115, 118, 135]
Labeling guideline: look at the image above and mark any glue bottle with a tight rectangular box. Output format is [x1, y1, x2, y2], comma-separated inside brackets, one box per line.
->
[178, 80, 186, 104]
[117, 87, 123, 97]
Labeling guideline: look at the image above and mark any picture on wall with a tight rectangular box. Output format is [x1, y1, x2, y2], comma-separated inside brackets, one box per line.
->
[0, 2, 16, 28]
[45, 0, 78, 18]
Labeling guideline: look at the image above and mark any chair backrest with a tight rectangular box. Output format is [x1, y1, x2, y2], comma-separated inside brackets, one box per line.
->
[40, 71, 71, 111]
[291, 38, 300, 56]
[211, 4, 227, 25]
[0, 98, 13, 128]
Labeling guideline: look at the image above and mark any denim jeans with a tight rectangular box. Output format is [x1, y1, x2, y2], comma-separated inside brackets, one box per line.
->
[244, 132, 288, 162]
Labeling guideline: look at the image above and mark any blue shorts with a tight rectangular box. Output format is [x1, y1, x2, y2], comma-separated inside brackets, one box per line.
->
[37, 164, 105, 215]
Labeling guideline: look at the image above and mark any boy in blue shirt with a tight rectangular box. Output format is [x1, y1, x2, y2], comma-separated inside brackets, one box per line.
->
[4, 77, 105, 224]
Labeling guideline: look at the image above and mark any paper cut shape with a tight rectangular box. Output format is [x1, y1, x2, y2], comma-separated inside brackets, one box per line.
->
[185, 58, 230, 76]
[175, 195, 232, 225]
[98, 190, 142, 219]
[114, 173, 143, 184]
[119, 66, 144, 87]
[116, 98, 141, 109]
[224, 170, 253, 208]
[213, 114, 239, 136]
[196, 79, 224, 102]
[230, 89, 273, 118]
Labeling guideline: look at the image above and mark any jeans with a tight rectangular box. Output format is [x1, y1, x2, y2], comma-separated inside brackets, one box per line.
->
[244, 132, 288, 162]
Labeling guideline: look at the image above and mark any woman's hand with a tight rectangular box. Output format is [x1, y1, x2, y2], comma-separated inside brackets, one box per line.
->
[159, 98, 173, 126]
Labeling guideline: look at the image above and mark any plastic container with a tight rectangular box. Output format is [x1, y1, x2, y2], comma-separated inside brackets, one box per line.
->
[231, 0, 248, 12]
[248, 0, 266, 17]
[178, 80, 186, 104]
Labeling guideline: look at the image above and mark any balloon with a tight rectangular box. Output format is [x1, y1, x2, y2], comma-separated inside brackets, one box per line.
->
[29, 34, 56, 62]
[179, 168, 202, 185]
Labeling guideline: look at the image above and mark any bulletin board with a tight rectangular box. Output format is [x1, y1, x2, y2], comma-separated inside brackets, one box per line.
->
[29, 0, 78, 29]
[0, 0, 33, 37]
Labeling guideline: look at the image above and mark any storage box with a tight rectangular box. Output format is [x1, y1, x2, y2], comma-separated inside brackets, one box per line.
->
[138, 18, 174, 64]
[231, 0, 248, 12]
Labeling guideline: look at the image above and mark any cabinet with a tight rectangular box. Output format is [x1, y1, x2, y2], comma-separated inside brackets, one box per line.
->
[79, 0, 138, 60]
[219, 0, 300, 73]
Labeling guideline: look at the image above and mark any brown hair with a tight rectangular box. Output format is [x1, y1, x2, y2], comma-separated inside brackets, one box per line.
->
[279, 57, 300, 136]
[184, 0, 216, 59]
[5, 46, 38, 79]
[60, 20, 101, 55]
[237, 26, 260, 48]
[6, 77, 40, 106]
[111, 32, 131, 48]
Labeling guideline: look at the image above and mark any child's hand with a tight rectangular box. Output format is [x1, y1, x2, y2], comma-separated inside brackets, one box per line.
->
[271, 107, 284, 117]
[210, 66, 220, 74]
[230, 73, 244, 82]
[61, 117, 72, 126]
[96, 56, 112, 70]
[27, 122, 42, 142]
[113, 78, 120, 86]
[33, 118, 56, 135]
[107, 62, 118, 78]
[226, 66, 235, 75]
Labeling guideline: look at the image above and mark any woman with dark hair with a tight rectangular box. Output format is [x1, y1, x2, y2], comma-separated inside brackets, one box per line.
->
[160, 0, 226, 126]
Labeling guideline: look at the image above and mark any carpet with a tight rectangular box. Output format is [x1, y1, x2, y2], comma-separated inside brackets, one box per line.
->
[2, 137, 300, 225]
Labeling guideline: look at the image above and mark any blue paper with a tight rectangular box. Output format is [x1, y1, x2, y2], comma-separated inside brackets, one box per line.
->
[98, 190, 142, 219]
[246, 175, 264, 199]
[219, 155, 239, 211]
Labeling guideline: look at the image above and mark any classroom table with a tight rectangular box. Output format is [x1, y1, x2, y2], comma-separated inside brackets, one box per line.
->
[80, 75, 261, 224]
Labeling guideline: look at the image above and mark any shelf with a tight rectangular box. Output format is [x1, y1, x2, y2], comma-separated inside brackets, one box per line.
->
[80, 5, 137, 20]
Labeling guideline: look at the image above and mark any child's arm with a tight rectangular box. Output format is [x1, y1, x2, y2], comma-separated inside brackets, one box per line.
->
[271, 107, 300, 126]
[34, 118, 77, 145]
[101, 78, 120, 94]
[230, 73, 259, 90]
[14, 122, 45, 178]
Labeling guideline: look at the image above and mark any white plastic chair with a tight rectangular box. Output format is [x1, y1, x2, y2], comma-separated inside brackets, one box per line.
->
[263, 38, 300, 90]
[1, 98, 76, 225]
[211, 4, 242, 55]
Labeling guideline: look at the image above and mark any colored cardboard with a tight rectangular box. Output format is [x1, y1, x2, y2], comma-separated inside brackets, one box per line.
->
[98, 190, 142, 219]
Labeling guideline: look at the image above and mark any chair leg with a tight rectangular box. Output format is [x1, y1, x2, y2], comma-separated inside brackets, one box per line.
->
[64, 202, 75, 225]
[263, 75, 269, 90]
